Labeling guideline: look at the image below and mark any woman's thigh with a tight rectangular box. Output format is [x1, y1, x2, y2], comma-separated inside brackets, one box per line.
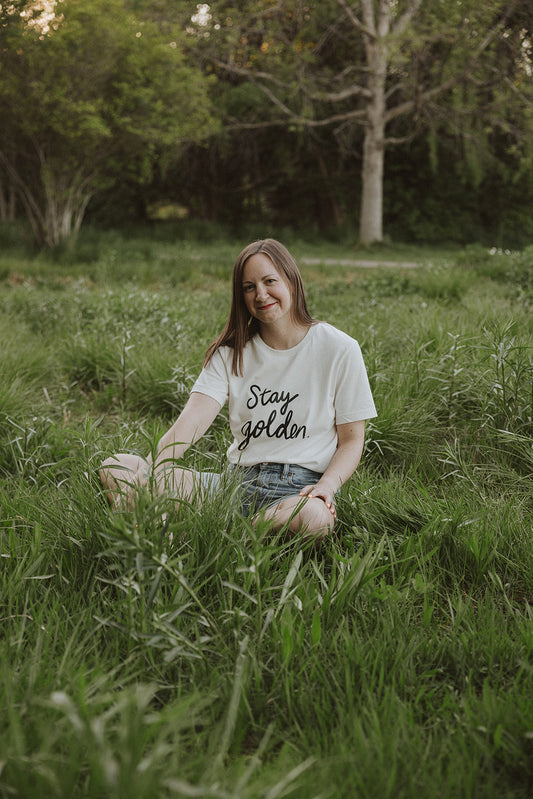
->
[100, 455, 207, 506]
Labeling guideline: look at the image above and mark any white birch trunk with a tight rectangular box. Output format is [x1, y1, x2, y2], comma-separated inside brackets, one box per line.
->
[0, 149, 94, 249]
[359, 0, 390, 245]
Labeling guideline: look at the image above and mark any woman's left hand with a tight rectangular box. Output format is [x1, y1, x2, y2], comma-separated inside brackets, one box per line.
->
[296, 420, 366, 522]
[299, 482, 337, 518]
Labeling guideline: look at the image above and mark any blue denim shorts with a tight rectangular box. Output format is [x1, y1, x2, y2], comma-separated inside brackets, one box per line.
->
[199, 462, 323, 518]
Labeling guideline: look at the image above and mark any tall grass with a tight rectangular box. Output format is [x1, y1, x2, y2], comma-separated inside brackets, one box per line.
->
[1, 233, 532, 798]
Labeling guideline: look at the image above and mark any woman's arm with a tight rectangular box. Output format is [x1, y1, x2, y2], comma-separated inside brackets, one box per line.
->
[299, 419, 366, 517]
[102, 392, 221, 510]
[152, 391, 221, 473]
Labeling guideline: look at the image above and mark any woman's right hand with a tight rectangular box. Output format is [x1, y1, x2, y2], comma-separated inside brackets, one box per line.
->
[299, 480, 337, 518]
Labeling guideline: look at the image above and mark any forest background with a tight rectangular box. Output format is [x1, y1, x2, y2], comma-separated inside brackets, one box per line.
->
[1, 0, 533, 250]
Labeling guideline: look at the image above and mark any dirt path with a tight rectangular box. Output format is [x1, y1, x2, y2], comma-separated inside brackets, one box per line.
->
[300, 257, 420, 268]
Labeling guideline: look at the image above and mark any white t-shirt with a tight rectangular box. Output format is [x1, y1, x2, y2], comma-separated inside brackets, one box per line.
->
[192, 322, 377, 473]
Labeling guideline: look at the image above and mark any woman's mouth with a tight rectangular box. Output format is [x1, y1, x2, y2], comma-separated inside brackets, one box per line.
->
[258, 302, 276, 310]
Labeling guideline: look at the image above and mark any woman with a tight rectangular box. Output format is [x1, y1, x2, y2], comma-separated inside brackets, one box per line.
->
[100, 239, 377, 539]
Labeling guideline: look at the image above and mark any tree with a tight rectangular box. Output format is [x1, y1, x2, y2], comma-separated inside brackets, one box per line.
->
[0, 0, 217, 248]
[194, 0, 532, 244]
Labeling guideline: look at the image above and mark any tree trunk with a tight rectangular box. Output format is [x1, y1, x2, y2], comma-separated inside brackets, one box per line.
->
[0, 149, 94, 249]
[0, 177, 16, 221]
[359, 98, 385, 244]
[8, 180, 16, 220]
[0, 180, 6, 221]
[359, 0, 389, 245]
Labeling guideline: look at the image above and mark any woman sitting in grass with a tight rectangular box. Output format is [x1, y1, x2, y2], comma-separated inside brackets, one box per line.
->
[100, 238, 377, 540]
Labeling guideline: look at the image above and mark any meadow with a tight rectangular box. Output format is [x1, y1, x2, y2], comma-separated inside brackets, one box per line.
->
[0, 225, 532, 798]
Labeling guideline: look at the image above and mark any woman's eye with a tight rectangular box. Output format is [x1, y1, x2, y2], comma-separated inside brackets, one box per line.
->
[243, 285, 254, 292]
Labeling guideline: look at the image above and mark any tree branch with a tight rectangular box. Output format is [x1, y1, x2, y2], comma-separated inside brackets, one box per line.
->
[214, 55, 372, 106]
[0, 150, 45, 242]
[212, 58, 290, 91]
[384, 130, 420, 146]
[391, 0, 423, 37]
[225, 107, 368, 131]
[305, 83, 372, 103]
[335, 0, 376, 40]
[0, 151, 43, 224]
[360, 0, 377, 36]
[385, 0, 520, 125]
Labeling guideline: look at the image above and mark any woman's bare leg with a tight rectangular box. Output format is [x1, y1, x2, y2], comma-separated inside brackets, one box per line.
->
[258, 495, 334, 540]
[99, 454, 204, 509]
[99, 454, 147, 506]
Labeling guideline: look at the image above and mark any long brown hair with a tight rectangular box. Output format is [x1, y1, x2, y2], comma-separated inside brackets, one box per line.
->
[204, 239, 316, 376]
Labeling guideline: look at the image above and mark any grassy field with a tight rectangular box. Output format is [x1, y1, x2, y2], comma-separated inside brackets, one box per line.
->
[0, 227, 532, 798]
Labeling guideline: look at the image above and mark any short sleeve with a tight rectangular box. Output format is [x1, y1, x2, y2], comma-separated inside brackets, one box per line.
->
[334, 340, 377, 423]
[191, 349, 230, 407]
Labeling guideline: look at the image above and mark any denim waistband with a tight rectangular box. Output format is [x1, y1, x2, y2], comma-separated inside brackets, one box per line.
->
[229, 462, 322, 479]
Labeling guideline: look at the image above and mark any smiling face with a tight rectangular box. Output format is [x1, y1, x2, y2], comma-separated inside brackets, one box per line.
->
[242, 253, 293, 327]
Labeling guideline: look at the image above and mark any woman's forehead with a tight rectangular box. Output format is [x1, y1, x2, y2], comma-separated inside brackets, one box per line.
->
[242, 252, 280, 281]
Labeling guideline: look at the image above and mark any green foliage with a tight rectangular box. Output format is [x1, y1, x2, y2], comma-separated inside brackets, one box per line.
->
[0, 0, 217, 248]
[2, 0, 533, 248]
[1, 236, 532, 797]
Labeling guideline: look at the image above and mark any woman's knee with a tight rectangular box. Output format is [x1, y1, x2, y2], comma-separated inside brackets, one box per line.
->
[99, 454, 146, 490]
[264, 495, 334, 539]
[291, 497, 334, 538]
[99, 456, 120, 489]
